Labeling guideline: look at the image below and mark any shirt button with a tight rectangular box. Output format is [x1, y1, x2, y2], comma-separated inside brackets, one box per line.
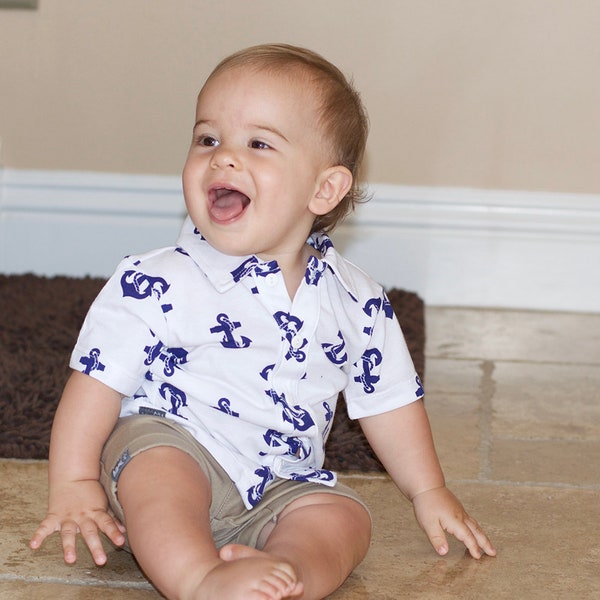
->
[291, 335, 304, 349]
[265, 274, 278, 287]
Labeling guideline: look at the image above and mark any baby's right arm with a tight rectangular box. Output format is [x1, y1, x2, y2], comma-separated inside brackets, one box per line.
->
[30, 371, 125, 565]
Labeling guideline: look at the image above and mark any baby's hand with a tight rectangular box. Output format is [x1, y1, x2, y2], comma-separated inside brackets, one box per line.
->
[411, 486, 496, 559]
[30, 479, 126, 566]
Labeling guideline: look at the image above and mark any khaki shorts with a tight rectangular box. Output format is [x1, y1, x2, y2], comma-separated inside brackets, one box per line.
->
[100, 415, 369, 550]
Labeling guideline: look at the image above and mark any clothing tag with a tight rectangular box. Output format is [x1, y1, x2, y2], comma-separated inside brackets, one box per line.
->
[111, 449, 132, 482]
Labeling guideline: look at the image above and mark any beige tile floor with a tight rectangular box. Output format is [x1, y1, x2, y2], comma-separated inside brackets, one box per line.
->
[1, 307, 599, 599]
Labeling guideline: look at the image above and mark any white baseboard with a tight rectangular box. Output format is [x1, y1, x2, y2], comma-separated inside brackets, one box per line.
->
[2, 168, 599, 313]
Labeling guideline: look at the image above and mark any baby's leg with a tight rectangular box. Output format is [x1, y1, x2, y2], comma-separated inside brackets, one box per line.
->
[221, 492, 372, 600]
[116, 446, 301, 600]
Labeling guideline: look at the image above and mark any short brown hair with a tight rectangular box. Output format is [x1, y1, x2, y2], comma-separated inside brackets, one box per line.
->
[204, 44, 369, 233]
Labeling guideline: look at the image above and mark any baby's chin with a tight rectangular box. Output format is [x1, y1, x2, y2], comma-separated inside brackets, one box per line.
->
[200, 230, 257, 258]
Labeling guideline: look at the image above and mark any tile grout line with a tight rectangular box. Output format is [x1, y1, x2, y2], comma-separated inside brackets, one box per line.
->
[0, 573, 153, 589]
[425, 353, 600, 368]
[446, 478, 600, 491]
[477, 360, 495, 481]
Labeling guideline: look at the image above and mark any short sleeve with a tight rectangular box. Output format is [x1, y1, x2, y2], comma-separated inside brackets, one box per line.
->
[343, 291, 424, 419]
[70, 257, 170, 396]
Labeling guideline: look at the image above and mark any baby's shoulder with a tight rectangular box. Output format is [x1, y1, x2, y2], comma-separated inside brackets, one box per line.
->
[327, 250, 386, 305]
[114, 245, 197, 281]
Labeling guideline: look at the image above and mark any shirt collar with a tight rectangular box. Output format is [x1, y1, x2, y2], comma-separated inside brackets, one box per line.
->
[177, 216, 359, 299]
[308, 232, 361, 302]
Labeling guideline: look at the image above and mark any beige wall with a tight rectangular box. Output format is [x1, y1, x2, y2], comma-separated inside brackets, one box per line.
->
[1, 0, 599, 194]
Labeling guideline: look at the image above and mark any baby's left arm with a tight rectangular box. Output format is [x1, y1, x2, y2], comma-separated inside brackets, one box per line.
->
[359, 400, 496, 559]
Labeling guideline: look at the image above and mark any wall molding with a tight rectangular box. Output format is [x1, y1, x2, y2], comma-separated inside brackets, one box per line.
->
[1, 168, 599, 312]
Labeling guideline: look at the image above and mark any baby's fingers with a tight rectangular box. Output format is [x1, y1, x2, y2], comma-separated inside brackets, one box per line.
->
[466, 517, 496, 557]
[445, 517, 494, 559]
[96, 511, 126, 548]
[78, 521, 110, 565]
[420, 518, 450, 556]
[30, 518, 60, 551]
[59, 519, 80, 564]
[81, 511, 127, 566]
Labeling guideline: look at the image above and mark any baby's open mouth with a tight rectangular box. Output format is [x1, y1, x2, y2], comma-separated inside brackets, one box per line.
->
[208, 187, 251, 223]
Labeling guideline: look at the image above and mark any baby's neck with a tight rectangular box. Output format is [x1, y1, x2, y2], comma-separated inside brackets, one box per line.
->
[261, 244, 320, 301]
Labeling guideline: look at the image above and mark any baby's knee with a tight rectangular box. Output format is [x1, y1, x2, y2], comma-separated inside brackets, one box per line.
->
[339, 496, 372, 556]
[285, 492, 372, 546]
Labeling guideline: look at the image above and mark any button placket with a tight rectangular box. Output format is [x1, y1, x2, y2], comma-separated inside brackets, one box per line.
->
[264, 273, 278, 288]
[258, 264, 322, 412]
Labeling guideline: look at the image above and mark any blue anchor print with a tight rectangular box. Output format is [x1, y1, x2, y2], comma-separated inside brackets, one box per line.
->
[254, 261, 280, 278]
[260, 364, 275, 381]
[159, 383, 188, 419]
[273, 311, 307, 362]
[313, 235, 334, 254]
[363, 297, 382, 316]
[161, 347, 188, 375]
[231, 257, 259, 282]
[266, 389, 315, 432]
[382, 293, 394, 319]
[144, 340, 188, 376]
[231, 257, 280, 283]
[354, 348, 382, 393]
[209, 313, 252, 349]
[304, 256, 326, 286]
[212, 397, 240, 417]
[120, 270, 172, 313]
[79, 348, 105, 375]
[289, 469, 335, 483]
[323, 401, 333, 423]
[415, 375, 424, 397]
[321, 331, 348, 365]
[261, 430, 311, 460]
[144, 337, 163, 365]
[362, 297, 382, 335]
[322, 401, 334, 437]
[246, 466, 274, 507]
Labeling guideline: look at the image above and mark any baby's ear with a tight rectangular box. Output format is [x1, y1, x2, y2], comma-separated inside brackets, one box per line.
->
[310, 166, 353, 216]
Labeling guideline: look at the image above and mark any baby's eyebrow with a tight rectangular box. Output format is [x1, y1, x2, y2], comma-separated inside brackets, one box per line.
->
[193, 119, 212, 131]
[249, 123, 290, 143]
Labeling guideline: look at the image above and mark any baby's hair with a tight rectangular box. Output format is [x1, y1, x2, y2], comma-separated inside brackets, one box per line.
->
[204, 43, 370, 233]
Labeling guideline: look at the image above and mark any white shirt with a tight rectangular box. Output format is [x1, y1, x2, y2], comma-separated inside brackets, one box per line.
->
[71, 217, 423, 509]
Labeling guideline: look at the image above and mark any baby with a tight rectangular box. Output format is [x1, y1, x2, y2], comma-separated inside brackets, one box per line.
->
[31, 44, 495, 599]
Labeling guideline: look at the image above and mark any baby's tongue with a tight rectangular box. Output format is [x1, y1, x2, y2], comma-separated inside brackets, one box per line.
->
[210, 190, 249, 222]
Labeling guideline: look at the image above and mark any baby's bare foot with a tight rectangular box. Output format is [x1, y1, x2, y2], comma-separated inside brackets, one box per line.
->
[189, 546, 302, 600]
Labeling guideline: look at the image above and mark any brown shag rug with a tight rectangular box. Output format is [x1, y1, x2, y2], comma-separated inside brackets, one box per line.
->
[0, 274, 425, 471]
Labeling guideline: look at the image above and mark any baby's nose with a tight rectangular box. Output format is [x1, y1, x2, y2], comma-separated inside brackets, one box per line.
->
[210, 145, 240, 170]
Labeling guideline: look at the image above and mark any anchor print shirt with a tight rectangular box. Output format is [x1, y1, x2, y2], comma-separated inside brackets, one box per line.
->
[71, 217, 423, 510]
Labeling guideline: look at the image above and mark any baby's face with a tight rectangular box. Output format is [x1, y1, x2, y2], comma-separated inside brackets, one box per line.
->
[182, 66, 334, 261]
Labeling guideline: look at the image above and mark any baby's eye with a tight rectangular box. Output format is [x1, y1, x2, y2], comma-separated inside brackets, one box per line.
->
[197, 135, 219, 147]
[250, 140, 271, 150]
